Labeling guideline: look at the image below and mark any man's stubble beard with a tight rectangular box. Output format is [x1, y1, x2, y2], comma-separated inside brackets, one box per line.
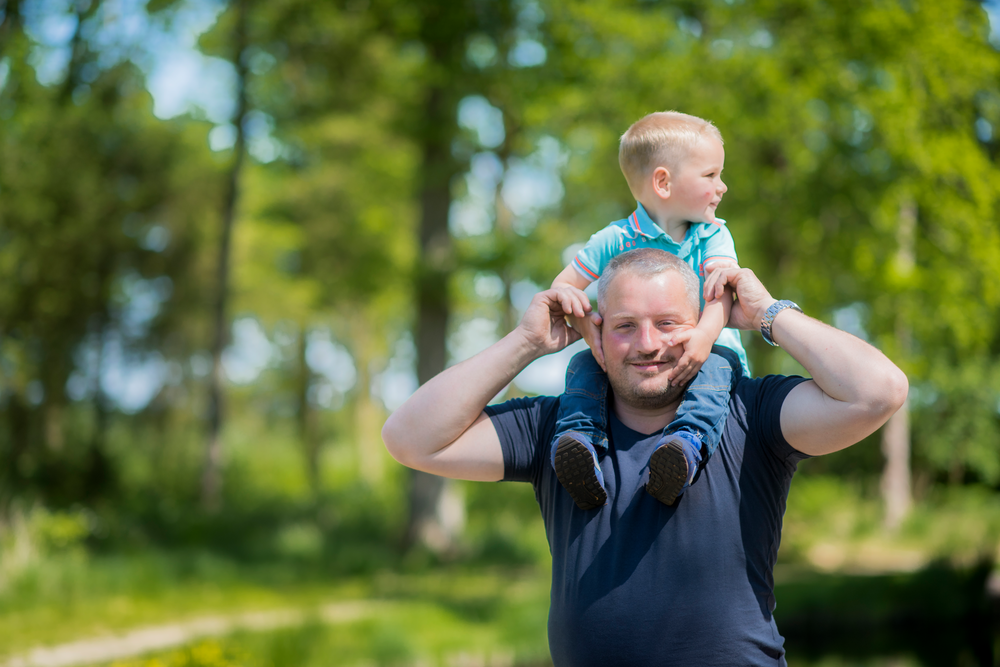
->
[605, 355, 687, 411]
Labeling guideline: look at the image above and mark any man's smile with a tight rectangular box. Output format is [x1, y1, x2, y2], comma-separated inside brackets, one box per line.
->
[626, 357, 672, 373]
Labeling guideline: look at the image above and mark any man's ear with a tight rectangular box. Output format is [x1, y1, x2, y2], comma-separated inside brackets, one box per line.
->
[652, 166, 672, 200]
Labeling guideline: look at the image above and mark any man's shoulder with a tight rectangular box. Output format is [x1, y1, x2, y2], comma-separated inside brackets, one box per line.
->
[485, 394, 561, 419]
[485, 394, 562, 443]
[485, 394, 561, 484]
[731, 373, 812, 462]
[733, 373, 809, 410]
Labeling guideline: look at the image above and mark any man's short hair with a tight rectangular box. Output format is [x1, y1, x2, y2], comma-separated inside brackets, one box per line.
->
[598, 248, 701, 316]
[619, 111, 724, 197]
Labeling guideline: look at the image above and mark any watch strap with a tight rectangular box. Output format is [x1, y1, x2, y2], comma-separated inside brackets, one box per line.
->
[760, 300, 802, 347]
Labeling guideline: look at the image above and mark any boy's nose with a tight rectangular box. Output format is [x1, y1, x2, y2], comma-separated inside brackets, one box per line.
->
[718, 179, 728, 194]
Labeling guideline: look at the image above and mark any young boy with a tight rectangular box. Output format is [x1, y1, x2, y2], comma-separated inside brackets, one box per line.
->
[548, 111, 751, 510]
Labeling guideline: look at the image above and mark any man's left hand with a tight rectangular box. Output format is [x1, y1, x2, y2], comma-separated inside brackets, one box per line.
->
[710, 267, 777, 331]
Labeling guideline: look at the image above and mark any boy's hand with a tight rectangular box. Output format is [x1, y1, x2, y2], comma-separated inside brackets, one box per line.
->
[666, 326, 715, 386]
[550, 284, 592, 320]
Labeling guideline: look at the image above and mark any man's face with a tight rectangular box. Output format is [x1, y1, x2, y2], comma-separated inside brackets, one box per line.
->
[670, 136, 727, 224]
[600, 271, 699, 410]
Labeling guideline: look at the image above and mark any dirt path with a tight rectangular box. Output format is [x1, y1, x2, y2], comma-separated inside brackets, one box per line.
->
[2, 601, 381, 667]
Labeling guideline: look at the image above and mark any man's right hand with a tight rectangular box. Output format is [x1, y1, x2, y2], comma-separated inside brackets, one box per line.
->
[519, 288, 585, 356]
[383, 286, 588, 482]
[563, 311, 605, 370]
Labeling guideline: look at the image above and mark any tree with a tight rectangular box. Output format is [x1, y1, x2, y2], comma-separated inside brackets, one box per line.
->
[0, 0, 219, 506]
[198, 0, 250, 511]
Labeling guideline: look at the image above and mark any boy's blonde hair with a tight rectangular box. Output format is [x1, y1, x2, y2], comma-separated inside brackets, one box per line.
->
[619, 111, 724, 197]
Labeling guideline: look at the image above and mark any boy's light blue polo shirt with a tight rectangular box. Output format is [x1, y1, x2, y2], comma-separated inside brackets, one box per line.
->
[572, 202, 751, 374]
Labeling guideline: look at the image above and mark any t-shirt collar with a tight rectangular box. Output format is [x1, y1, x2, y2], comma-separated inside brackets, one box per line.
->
[631, 202, 726, 241]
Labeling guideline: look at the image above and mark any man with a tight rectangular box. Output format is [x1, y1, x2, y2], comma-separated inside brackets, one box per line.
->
[382, 249, 908, 666]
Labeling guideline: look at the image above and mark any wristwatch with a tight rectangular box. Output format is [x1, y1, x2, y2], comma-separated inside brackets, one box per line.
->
[760, 300, 802, 347]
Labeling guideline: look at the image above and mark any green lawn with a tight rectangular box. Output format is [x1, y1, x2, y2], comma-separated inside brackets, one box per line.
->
[0, 552, 552, 666]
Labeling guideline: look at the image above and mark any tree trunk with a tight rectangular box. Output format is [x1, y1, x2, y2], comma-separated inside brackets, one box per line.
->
[84, 307, 113, 500]
[405, 84, 464, 553]
[882, 196, 915, 530]
[881, 397, 911, 530]
[297, 324, 320, 495]
[0, 1, 23, 56]
[202, 0, 248, 511]
[351, 314, 385, 485]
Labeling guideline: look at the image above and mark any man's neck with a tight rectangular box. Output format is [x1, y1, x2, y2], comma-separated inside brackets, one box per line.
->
[610, 393, 681, 436]
[638, 199, 690, 244]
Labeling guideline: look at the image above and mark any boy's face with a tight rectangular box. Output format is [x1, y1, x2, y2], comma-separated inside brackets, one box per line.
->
[669, 136, 728, 224]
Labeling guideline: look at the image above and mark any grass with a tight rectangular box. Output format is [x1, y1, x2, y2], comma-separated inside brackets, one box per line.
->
[0, 549, 367, 656]
[4, 418, 1000, 667]
[0, 555, 553, 667]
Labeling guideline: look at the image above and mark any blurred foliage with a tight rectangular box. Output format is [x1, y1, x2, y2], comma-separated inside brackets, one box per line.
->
[1, 4, 1000, 660]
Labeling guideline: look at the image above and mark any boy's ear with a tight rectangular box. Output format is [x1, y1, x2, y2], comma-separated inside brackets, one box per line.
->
[652, 166, 672, 200]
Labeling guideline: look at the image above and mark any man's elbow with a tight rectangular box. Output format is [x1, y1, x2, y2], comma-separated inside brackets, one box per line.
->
[870, 363, 909, 421]
[381, 415, 415, 469]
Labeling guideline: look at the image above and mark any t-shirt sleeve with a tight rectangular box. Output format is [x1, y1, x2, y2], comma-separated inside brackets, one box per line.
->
[484, 395, 560, 484]
[701, 221, 739, 268]
[572, 225, 625, 282]
[740, 374, 812, 467]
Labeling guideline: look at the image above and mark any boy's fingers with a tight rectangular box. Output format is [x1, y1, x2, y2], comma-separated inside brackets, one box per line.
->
[667, 329, 692, 347]
[671, 362, 694, 386]
[667, 354, 689, 381]
[704, 274, 725, 301]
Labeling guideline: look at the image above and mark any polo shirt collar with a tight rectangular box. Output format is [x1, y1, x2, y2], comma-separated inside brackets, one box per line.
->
[629, 202, 665, 239]
[630, 202, 727, 242]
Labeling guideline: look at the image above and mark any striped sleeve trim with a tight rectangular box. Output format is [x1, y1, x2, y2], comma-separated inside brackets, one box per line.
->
[573, 256, 599, 281]
[703, 255, 738, 266]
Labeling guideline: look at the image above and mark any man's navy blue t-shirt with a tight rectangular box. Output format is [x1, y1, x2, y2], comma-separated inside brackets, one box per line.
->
[485, 374, 809, 667]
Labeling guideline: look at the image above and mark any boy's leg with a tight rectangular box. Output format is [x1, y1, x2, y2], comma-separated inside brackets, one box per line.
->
[551, 350, 610, 510]
[647, 346, 740, 506]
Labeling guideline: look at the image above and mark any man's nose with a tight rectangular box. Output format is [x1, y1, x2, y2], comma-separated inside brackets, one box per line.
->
[635, 322, 662, 353]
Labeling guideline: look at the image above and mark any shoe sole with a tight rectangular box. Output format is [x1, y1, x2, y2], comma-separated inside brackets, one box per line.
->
[647, 437, 689, 506]
[553, 435, 607, 511]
